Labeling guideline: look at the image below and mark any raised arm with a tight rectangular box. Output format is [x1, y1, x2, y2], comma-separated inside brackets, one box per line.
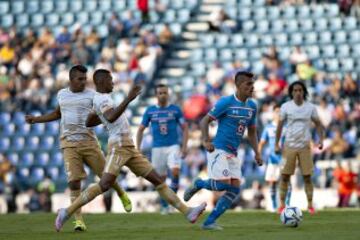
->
[248, 125, 263, 166]
[25, 106, 61, 124]
[200, 115, 215, 152]
[85, 112, 102, 127]
[103, 85, 142, 123]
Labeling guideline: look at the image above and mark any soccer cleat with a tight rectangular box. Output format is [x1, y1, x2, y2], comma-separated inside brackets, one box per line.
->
[202, 222, 224, 231]
[183, 178, 201, 202]
[278, 205, 285, 215]
[73, 220, 87, 232]
[120, 192, 132, 213]
[308, 207, 316, 215]
[55, 208, 70, 232]
[186, 202, 207, 224]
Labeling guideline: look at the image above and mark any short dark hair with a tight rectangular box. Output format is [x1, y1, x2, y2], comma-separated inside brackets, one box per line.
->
[93, 69, 111, 85]
[69, 65, 87, 80]
[288, 81, 308, 100]
[155, 83, 168, 93]
[234, 71, 254, 85]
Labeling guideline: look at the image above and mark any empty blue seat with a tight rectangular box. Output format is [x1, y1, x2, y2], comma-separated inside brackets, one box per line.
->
[319, 31, 332, 44]
[327, 4, 339, 17]
[35, 153, 50, 167]
[61, 13, 74, 26]
[282, 6, 296, 19]
[70, 0, 83, 12]
[286, 19, 298, 32]
[274, 33, 288, 46]
[352, 44, 360, 57]
[13, 112, 25, 125]
[334, 31, 347, 44]
[326, 59, 339, 72]
[1, 123, 15, 136]
[30, 168, 45, 184]
[191, 49, 203, 61]
[204, 48, 217, 61]
[245, 34, 259, 47]
[26, 136, 40, 150]
[305, 32, 317, 45]
[0, 137, 10, 152]
[235, 48, 248, 60]
[216, 35, 229, 47]
[164, 9, 176, 23]
[261, 34, 273, 46]
[85, 0, 97, 11]
[232, 34, 244, 46]
[169, 23, 181, 36]
[46, 13, 59, 26]
[191, 63, 206, 76]
[315, 18, 328, 31]
[99, 0, 111, 11]
[301, 19, 313, 32]
[312, 5, 325, 18]
[15, 13, 29, 28]
[329, 18, 342, 31]
[42, 0, 54, 13]
[17, 168, 30, 180]
[112, 0, 126, 11]
[55, 0, 67, 13]
[238, 7, 251, 21]
[0, 112, 11, 125]
[348, 30, 360, 43]
[271, 19, 284, 33]
[50, 152, 63, 167]
[45, 122, 59, 135]
[90, 11, 103, 26]
[344, 17, 357, 30]
[242, 20, 255, 32]
[6, 153, 19, 166]
[31, 123, 45, 135]
[267, 7, 280, 19]
[97, 24, 109, 38]
[31, 13, 44, 27]
[337, 44, 350, 57]
[178, 9, 190, 23]
[298, 5, 310, 18]
[40, 136, 55, 150]
[321, 45, 336, 57]
[76, 12, 88, 25]
[253, 7, 266, 20]
[290, 33, 302, 45]
[20, 153, 34, 168]
[257, 20, 269, 33]
[46, 167, 59, 181]
[307, 45, 320, 59]
[0, 1, 9, 14]
[16, 123, 31, 136]
[26, 1, 39, 14]
[341, 58, 354, 72]
[11, 137, 25, 151]
[11, 1, 24, 14]
[1, 14, 14, 28]
[219, 49, 233, 61]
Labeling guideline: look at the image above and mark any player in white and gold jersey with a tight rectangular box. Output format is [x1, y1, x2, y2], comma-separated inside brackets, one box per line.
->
[55, 69, 206, 232]
[25, 65, 132, 231]
[275, 81, 324, 215]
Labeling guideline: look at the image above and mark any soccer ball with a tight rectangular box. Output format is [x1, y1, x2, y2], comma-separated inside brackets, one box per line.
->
[280, 206, 303, 227]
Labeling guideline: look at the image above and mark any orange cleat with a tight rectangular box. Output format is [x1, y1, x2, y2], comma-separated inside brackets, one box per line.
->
[308, 207, 316, 215]
[278, 206, 285, 215]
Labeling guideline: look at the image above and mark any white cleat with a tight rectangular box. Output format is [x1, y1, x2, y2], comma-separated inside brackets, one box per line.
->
[186, 202, 207, 224]
[55, 208, 69, 232]
[202, 222, 223, 231]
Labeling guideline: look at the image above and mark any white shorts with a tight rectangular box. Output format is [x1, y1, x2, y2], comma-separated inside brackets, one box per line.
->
[207, 149, 241, 180]
[151, 145, 181, 176]
[265, 164, 281, 182]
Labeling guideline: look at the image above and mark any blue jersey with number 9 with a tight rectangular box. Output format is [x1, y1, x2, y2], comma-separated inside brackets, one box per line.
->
[208, 94, 257, 155]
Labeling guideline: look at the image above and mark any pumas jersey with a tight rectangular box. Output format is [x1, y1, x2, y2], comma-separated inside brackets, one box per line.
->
[209, 94, 257, 155]
[93, 92, 133, 146]
[57, 88, 97, 144]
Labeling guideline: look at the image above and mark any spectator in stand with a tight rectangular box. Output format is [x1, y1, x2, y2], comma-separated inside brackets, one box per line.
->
[0, 41, 15, 70]
[138, 0, 149, 22]
[290, 46, 308, 73]
[328, 128, 348, 160]
[158, 24, 173, 46]
[333, 160, 357, 207]
[296, 60, 317, 82]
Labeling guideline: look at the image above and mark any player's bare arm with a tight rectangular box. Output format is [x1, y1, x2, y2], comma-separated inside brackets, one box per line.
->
[25, 106, 61, 124]
[180, 122, 189, 157]
[200, 115, 215, 152]
[312, 118, 325, 150]
[275, 119, 284, 154]
[258, 139, 267, 156]
[247, 125, 263, 166]
[103, 85, 142, 123]
[136, 124, 146, 150]
[85, 112, 102, 128]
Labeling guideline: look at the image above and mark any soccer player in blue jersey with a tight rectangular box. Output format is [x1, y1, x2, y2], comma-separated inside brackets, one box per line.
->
[258, 104, 291, 212]
[183, 71, 263, 230]
[136, 84, 188, 214]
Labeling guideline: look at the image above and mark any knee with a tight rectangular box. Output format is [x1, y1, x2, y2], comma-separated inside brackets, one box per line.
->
[99, 179, 113, 192]
[146, 170, 164, 187]
[303, 175, 312, 183]
[68, 180, 81, 190]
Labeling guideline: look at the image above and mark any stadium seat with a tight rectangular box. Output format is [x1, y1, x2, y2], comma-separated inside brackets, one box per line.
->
[267, 7, 280, 19]
[307, 45, 320, 59]
[191, 49, 203, 61]
[99, 0, 111, 11]
[352, 44, 360, 57]
[0, 1, 9, 14]
[31, 123, 45, 136]
[216, 35, 229, 48]
[11, 1, 24, 14]
[11, 137, 25, 151]
[340, 58, 354, 72]
[344, 17, 357, 30]
[16, 13, 29, 28]
[112, 0, 126, 11]
[40, 136, 55, 150]
[164, 10, 176, 23]
[279, 47, 291, 61]
[31, 13, 45, 27]
[245, 34, 259, 47]
[326, 59, 339, 72]
[261, 34, 273, 46]
[301, 19, 313, 32]
[337, 44, 350, 58]
[26, 136, 40, 151]
[274, 33, 288, 46]
[1, 123, 15, 136]
[271, 19, 284, 33]
[42, 0, 54, 13]
[235, 48, 248, 60]
[20, 153, 34, 168]
[30, 168, 45, 185]
[76, 12, 89, 25]
[257, 20, 270, 33]
[334, 31, 347, 44]
[178, 9, 190, 23]
[319, 31, 332, 44]
[312, 5, 325, 18]
[45, 13, 60, 27]
[348, 30, 360, 43]
[286, 19, 298, 32]
[242, 20, 255, 32]
[34, 152, 50, 167]
[17, 168, 30, 182]
[253, 7, 266, 20]
[70, 0, 83, 12]
[1, 14, 14, 28]
[0, 137, 10, 152]
[0, 112, 11, 125]
[191, 62, 206, 76]
[238, 7, 251, 21]
[45, 122, 59, 136]
[315, 18, 327, 31]
[61, 13, 74, 26]
[55, 0, 68, 13]
[6, 153, 19, 166]
[298, 5, 310, 18]
[321, 45, 336, 58]
[290, 33, 302, 45]
[305, 32, 317, 45]
[26, 1, 39, 14]
[282, 6, 296, 19]
[232, 34, 244, 46]
[13, 112, 25, 125]
[169, 23, 182, 36]
[85, 0, 97, 12]
[219, 49, 233, 61]
[90, 11, 103, 26]
[204, 48, 217, 61]
[50, 152, 63, 167]
[46, 167, 59, 181]
[329, 18, 342, 31]
[327, 4, 339, 17]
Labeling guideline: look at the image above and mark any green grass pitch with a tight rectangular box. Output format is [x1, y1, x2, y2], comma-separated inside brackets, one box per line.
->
[0, 209, 359, 240]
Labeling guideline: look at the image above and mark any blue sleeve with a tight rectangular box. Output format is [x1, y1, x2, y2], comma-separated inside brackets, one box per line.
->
[175, 106, 185, 125]
[260, 127, 269, 142]
[208, 97, 228, 119]
[248, 102, 257, 126]
[141, 107, 151, 127]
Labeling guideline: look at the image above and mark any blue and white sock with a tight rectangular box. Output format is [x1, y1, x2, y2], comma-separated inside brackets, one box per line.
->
[271, 183, 278, 210]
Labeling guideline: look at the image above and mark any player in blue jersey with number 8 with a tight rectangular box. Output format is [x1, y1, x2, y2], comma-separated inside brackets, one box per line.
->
[183, 71, 263, 230]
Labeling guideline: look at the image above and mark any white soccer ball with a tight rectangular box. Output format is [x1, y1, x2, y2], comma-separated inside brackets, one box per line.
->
[280, 206, 303, 227]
